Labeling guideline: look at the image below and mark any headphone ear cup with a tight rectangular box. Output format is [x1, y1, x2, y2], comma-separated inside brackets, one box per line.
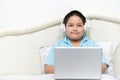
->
[60, 23, 66, 32]
[84, 23, 88, 32]
[84, 17, 90, 32]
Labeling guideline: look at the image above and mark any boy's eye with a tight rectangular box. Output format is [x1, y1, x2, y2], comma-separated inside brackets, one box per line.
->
[69, 25, 73, 27]
[78, 24, 81, 26]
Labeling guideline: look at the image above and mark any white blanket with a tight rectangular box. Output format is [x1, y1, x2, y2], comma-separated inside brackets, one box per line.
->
[0, 74, 118, 80]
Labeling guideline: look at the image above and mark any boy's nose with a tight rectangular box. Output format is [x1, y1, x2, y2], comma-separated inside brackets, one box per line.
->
[73, 26, 77, 30]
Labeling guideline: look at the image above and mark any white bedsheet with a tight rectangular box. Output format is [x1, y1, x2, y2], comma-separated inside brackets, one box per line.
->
[0, 74, 54, 80]
[0, 74, 118, 80]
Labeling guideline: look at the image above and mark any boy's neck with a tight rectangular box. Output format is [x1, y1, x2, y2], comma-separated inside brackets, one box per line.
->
[70, 39, 81, 47]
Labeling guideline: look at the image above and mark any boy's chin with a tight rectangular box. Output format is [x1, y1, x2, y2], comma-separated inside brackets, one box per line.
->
[71, 38, 81, 41]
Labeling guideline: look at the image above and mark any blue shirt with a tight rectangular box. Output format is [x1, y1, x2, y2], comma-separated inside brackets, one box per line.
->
[45, 36, 108, 65]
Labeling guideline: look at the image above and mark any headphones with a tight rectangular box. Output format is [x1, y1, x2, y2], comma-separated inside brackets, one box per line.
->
[59, 17, 89, 32]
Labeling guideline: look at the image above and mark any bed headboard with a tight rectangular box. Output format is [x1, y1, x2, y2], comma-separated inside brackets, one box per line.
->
[87, 15, 120, 77]
[0, 15, 120, 77]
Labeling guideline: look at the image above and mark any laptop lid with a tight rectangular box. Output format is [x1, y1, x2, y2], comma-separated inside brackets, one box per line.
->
[54, 47, 102, 80]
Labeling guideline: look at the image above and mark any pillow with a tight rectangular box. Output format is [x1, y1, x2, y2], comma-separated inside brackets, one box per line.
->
[38, 42, 119, 75]
[38, 46, 52, 73]
[96, 41, 119, 76]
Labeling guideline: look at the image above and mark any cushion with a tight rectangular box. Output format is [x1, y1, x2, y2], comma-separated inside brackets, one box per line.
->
[38, 46, 52, 73]
[39, 42, 119, 75]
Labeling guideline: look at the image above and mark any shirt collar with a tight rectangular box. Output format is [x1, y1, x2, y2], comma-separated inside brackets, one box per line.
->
[63, 35, 88, 46]
[80, 35, 88, 46]
[64, 36, 72, 46]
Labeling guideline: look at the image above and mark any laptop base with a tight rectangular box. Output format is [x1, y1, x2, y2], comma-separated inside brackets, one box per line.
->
[55, 79, 100, 80]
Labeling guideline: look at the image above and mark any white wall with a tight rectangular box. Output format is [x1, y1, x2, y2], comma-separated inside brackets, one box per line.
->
[0, 0, 120, 30]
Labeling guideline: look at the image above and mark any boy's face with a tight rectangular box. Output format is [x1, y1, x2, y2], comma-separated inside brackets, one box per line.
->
[65, 15, 84, 41]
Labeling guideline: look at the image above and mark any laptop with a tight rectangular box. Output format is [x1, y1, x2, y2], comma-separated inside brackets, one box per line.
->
[54, 47, 102, 80]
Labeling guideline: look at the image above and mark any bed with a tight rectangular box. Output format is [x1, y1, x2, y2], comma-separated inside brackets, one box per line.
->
[0, 14, 120, 80]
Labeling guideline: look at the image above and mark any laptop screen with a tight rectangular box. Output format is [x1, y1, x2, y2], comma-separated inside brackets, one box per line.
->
[54, 47, 102, 80]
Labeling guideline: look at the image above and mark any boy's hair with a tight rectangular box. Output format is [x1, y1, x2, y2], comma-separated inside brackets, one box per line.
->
[63, 10, 86, 26]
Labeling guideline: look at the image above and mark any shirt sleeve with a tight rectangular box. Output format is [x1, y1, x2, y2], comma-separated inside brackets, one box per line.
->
[44, 38, 64, 65]
[102, 53, 109, 67]
[44, 46, 54, 65]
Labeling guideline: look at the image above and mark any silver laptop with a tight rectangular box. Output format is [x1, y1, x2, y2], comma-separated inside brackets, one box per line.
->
[54, 47, 102, 80]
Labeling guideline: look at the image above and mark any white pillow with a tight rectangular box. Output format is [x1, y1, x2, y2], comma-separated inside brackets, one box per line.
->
[39, 42, 119, 75]
[96, 41, 119, 76]
[38, 46, 52, 73]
